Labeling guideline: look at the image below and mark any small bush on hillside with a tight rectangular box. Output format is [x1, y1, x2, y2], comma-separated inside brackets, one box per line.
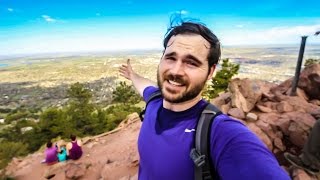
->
[112, 81, 141, 105]
[5, 110, 31, 124]
[304, 58, 320, 67]
[0, 108, 11, 114]
[104, 104, 141, 131]
[0, 141, 28, 169]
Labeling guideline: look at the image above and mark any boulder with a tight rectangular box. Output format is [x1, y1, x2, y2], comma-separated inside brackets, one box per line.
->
[255, 119, 277, 141]
[227, 108, 245, 119]
[274, 137, 286, 151]
[211, 92, 232, 109]
[285, 87, 309, 101]
[229, 78, 263, 112]
[270, 78, 292, 95]
[276, 101, 294, 113]
[298, 64, 320, 100]
[247, 122, 273, 150]
[288, 122, 308, 148]
[246, 112, 258, 121]
[256, 104, 273, 113]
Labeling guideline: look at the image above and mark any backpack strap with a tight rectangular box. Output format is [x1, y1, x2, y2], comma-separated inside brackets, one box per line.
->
[139, 90, 162, 121]
[190, 103, 222, 180]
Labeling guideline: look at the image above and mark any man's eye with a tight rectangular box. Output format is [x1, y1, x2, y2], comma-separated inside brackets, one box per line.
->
[186, 61, 197, 67]
[166, 57, 175, 61]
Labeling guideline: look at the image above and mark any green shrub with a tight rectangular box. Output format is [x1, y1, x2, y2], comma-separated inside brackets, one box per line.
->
[112, 81, 141, 105]
[0, 141, 28, 169]
[5, 111, 30, 123]
[203, 58, 240, 99]
[105, 104, 141, 131]
[0, 108, 11, 114]
[304, 58, 320, 67]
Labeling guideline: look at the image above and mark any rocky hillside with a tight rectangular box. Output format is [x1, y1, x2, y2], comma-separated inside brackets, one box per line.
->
[3, 113, 141, 180]
[2, 64, 320, 180]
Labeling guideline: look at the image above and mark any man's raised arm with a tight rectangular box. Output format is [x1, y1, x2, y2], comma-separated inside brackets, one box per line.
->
[119, 59, 157, 96]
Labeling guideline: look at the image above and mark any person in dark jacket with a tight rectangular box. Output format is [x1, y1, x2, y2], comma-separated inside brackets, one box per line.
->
[66, 134, 83, 160]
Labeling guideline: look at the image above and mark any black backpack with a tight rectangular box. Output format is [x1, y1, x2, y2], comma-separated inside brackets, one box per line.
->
[139, 90, 222, 180]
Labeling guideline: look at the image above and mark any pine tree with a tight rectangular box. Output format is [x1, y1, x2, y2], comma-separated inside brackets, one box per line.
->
[112, 81, 141, 105]
[203, 58, 240, 99]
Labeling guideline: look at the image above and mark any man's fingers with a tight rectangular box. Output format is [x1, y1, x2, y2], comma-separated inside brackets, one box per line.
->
[119, 67, 130, 79]
[118, 59, 132, 80]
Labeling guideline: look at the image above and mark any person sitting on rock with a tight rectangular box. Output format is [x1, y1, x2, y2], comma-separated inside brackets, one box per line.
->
[44, 140, 59, 165]
[57, 140, 67, 162]
[66, 134, 83, 160]
[284, 119, 320, 175]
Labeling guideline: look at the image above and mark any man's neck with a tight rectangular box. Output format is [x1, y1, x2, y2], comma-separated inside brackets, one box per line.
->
[163, 95, 202, 112]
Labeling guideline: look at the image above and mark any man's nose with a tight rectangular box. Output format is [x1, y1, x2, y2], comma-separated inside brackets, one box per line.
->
[170, 61, 184, 75]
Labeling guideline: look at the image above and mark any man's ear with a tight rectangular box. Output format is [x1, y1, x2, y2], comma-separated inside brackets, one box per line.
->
[207, 65, 216, 80]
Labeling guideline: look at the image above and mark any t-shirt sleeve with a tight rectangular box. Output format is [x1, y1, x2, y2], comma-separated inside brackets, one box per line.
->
[210, 115, 290, 180]
[143, 86, 159, 102]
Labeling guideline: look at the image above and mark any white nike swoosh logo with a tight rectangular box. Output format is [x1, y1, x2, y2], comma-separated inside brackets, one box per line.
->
[184, 128, 195, 133]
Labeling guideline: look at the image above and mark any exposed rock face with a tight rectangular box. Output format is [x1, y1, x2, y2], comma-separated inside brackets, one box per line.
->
[4, 64, 320, 179]
[229, 78, 264, 112]
[212, 64, 320, 179]
[298, 64, 320, 100]
[272, 64, 320, 100]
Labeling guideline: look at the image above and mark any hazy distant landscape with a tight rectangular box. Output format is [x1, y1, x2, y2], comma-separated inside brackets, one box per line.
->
[0, 45, 319, 86]
[0, 45, 319, 110]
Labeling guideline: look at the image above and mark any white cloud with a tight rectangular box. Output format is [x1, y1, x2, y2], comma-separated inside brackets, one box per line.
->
[7, 8, 13, 12]
[180, 10, 188, 15]
[221, 24, 320, 45]
[42, 15, 57, 22]
[175, 10, 188, 15]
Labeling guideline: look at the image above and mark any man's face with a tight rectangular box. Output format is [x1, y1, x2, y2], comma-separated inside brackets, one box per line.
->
[157, 34, 213, 103]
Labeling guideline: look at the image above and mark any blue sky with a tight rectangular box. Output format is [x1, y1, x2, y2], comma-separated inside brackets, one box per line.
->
[1, 0, 320, 55]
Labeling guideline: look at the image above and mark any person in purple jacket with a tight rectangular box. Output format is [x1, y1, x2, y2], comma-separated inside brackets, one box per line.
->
[44, 141, 59, 165]
[119, 20, 290, 180]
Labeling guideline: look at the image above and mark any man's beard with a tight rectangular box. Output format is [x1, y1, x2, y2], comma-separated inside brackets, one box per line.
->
[157, 70, 206, 103]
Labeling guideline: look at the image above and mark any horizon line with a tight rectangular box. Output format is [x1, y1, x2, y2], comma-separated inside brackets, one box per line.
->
[1, 43, 320, 60]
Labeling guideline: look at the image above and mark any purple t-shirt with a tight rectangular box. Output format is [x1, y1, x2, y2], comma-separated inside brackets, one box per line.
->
[138, 86, 290, 180]
[45, 147, 58, 163]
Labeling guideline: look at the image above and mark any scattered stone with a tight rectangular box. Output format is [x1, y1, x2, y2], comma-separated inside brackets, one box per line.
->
[277, 101, 294, 113]
[228, 108, 245, 119]
[246, 113, 258, 121]
[274, 137, 286, 151]
[20, 126, 33, 134]
[256, 104, 273, 113]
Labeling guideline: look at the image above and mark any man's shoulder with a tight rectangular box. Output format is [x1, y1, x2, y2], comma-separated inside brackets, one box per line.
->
[212, 114, 246, 130]
[211, 114, 267, 149]
[210, 114, 252, 141]
[143, 86, 160, 101]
